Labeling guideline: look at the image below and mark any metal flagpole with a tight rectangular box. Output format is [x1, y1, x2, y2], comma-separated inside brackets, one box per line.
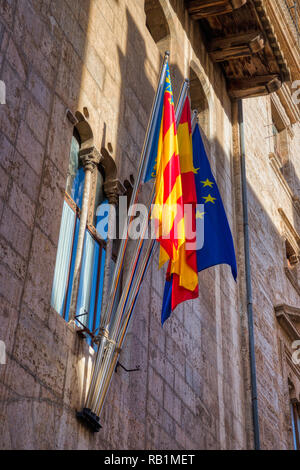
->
[90, 80, 191, 421]
[121, 105, 197, 342]
[83, 52, 170, 415]
[101, 52, 170, 329]
[86, 189, 155, 412]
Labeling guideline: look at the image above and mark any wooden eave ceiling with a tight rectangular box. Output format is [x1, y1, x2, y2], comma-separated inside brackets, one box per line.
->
[186, 0, 291, 99]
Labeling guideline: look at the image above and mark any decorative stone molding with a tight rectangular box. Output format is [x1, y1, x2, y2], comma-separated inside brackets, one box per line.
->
[276, 304, 300, 405]
[277, 84, 300, 126]
[279, 208, 300, 248]
[271, 92, 293, 136]
[101, 146, 125, 205]
[269, 154, 300, 217]
[278, 208, 300, 295]
[265, 0, 300, 82]
[253, 0, 291, 82]
[104, 179, 125, 206]
[79, 147, 102, 172]
[275, 304, 300, 341]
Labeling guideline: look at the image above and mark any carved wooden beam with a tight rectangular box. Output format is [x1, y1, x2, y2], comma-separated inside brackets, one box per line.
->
[209, 31, 265, 62]
[187, 0, 247, 19]
[228, 75, 282, 99]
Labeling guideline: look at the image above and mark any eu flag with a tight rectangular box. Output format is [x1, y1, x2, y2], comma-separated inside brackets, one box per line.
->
[161, 124, 237, 325]
[193, 124, 237, 280]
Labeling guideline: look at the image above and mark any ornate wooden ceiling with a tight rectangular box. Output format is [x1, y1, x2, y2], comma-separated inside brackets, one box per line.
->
[186, 0, 291, 99]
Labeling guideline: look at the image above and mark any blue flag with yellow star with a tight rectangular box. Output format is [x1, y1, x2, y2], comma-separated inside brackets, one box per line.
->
[193, 124, 237, 280]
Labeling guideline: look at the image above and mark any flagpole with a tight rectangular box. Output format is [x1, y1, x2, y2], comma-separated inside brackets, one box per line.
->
[86, 189, 155, 412]
[116, 81, 192, 342]
[94, 241, 157, 418]
[90, 79, 191, 421]
[100, 51, 170, 335]
[83, 52, 170, 414]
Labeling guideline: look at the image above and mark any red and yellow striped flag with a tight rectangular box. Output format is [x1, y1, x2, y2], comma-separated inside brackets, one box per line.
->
[152, 65, 185, 268]
[167, 96, 199, 311]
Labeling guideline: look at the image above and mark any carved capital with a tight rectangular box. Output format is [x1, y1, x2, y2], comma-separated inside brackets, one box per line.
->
[79, 146, 102, 172]
[104, 178, 125, 205]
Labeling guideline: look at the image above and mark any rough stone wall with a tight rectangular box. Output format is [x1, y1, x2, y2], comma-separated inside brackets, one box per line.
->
[241, 95, 300, 450]
[0, 0, 298, 451]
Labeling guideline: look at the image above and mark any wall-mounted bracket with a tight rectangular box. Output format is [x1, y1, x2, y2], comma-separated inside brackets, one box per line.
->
[76, 408, 101, 433]
[115, 362, 141, 373]
[75, 313, 98, 342]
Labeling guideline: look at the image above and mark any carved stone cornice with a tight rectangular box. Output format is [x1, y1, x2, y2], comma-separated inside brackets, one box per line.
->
[269, 154, 300, 217]
[275, 304, 300, 341]
[79, 146, 102, 172]
[265, 0, 300, 82]
[279, 207, 300, 247]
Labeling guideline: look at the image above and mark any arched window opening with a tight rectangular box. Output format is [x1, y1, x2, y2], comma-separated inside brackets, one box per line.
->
[189, 66, 209, 137]
[51, 119, 117, 347]
[144, 0, 171, 55]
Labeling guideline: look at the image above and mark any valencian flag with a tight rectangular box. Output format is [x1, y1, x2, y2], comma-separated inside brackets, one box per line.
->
[162, 97, 199, 322]
[144, 64, 185, 267]
[162, 114, 237, 325]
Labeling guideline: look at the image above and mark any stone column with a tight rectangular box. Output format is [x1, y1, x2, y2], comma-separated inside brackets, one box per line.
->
[69, 146, 101, 322]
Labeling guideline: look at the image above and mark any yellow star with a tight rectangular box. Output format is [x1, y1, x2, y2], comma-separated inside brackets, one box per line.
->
[196, 210, 206, 219]
[201, 179, 214, 188]
[193, 167, 200, 175]
[202, 194, 217, 204]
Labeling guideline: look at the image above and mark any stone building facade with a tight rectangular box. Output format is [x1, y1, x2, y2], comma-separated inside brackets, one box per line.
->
[0, 0, 299, 450]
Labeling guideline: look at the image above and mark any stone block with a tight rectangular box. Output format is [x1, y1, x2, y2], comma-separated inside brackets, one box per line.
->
[27, 70, 52, 114]
[6, 38, 27, 82]
[0, 236, 27, 281]
[26, 99, 49, 146]
[46, 95, 73, 175]
[0, 296, 19, 354]
[16, 121, 45, 176]
[8, 181, 36, 229]
[22, 227, 56, 315]
[13, 305, 66, 396]
[36, 158, 65, 244]
[0, 205, 32, 259]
